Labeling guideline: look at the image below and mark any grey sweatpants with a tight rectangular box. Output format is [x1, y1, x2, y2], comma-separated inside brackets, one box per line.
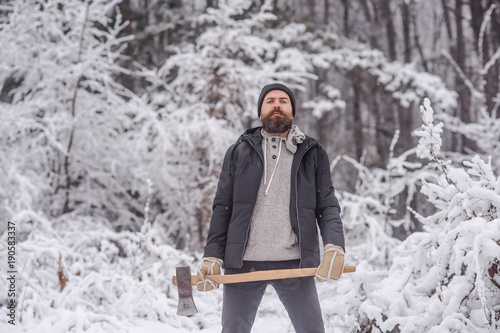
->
[221, 260, 325, 333]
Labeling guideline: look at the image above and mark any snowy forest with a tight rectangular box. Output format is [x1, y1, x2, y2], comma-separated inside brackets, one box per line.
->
[0, 0, 499, 332]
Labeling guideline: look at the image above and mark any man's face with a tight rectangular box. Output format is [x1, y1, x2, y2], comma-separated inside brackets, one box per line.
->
[260, 90, 293, 135]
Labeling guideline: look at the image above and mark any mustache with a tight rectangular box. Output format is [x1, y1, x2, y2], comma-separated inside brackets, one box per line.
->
[270, 108, 284, 115]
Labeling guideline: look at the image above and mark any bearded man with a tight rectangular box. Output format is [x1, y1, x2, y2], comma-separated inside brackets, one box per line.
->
[198, 83, 345, 333]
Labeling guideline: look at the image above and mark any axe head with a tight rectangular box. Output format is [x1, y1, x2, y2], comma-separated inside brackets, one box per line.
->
[176, 266, 198, 316]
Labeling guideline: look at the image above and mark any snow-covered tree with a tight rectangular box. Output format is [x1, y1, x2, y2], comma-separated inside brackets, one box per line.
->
[333, 130, 433, 269]
[0, 208, 205, 330]
[352, 99, 500, 332]
[0, 0, 153, 228]
[434, 5, 500, 172]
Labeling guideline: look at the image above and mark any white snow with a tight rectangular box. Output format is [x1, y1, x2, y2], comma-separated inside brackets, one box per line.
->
[1, 1, 499, 332]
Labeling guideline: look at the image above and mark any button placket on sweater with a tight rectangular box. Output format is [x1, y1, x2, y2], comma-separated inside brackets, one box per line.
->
[264, 136, 283, 185]
[272, 141, 278, 159]
[268, 139, 280, 163]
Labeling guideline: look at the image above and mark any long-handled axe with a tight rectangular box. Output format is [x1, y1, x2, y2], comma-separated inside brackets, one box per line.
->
[172, 265, 356, 316]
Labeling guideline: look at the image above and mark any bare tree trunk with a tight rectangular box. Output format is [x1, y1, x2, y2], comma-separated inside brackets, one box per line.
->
[392, 0, 423, 236]
[440, 0, 460, 151]
[207, 0, 216, 8]
[469, 0, 499, 113]
[359, 0, 379, 48]
[63, 2, 90, 214]
[488, 0, 500, 101]
[398, 2, 415, 155]
[441, 0, 454, 40]
[273, 0, 278, 13]
[352, 82, 364, 161]
[341, 0, 350, 36]
[371, 91, 389, 167]
[401, 0, 412, 63]
[398, 106, 415, 154]
[324, 0, 330, 25]
[490, 0, 500, 45]
[380, 0, 397, 61]
[412, 11, 429, 71]
[167, 0, 182, 9]
[306, 0, 315, 21]
[469, 0, 486, 48]
[454, 0, 474, 152]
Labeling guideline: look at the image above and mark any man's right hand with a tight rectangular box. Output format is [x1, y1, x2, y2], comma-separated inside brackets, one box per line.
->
[197, 257, 223, 291]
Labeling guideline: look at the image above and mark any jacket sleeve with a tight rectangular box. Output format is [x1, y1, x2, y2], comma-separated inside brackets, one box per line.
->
[315, 147, 345, 251]
[203, 144, 235, 260]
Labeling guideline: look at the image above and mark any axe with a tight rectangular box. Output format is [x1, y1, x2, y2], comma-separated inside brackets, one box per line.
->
[172, 265, 356, 316]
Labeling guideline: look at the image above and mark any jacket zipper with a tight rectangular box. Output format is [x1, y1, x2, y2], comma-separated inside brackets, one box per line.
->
[295, 142, 317, 267]
[240, 135, 264, 267]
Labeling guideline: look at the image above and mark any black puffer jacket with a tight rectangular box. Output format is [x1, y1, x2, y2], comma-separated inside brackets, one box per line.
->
[204, 127, 344, 269]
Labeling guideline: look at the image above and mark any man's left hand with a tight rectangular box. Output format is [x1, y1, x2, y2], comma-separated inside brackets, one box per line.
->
[315, 244, 344, 282]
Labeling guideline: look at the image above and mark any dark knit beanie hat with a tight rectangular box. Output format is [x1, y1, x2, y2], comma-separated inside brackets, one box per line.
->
[257, 83, 296, 118]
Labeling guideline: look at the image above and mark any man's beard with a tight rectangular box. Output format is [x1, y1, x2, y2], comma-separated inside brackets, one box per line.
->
[261, 110, 293, 134]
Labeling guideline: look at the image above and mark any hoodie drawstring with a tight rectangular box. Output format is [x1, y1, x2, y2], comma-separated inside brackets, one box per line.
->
[263, 138, 267, 185]
[263, 138, 282, 196]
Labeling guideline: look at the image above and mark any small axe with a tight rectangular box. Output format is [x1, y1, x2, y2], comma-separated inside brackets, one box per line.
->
[172, 265, 356, 316]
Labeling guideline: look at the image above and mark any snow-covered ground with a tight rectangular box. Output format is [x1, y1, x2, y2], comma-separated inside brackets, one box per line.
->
[0, 210, 371, 332]
[3, 208, 496, 333]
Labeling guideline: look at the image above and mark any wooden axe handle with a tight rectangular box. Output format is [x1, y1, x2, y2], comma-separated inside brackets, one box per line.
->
[172, 266, 355, 287]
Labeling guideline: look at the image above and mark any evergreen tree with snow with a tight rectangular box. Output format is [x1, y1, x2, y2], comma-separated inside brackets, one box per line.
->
[353, 99, 500, 332]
